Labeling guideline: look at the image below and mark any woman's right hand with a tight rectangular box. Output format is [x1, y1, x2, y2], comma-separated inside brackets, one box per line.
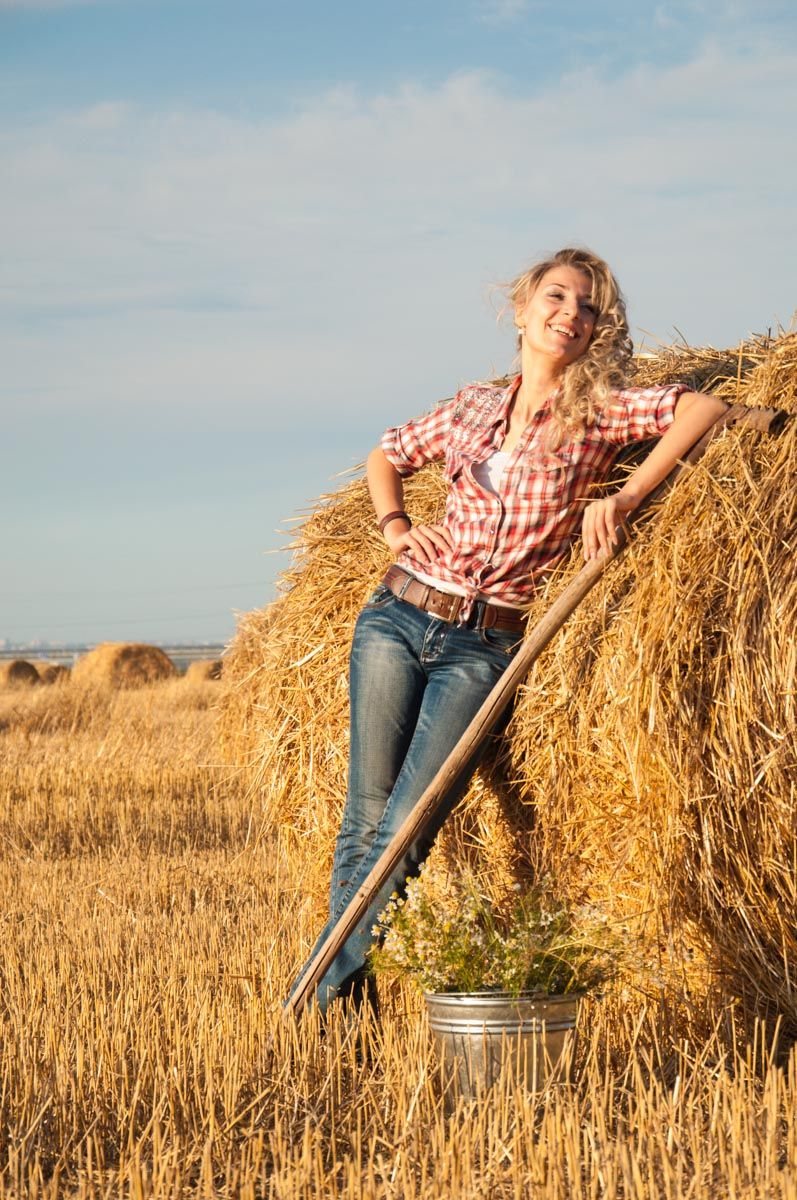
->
[385, 521, 454, 564]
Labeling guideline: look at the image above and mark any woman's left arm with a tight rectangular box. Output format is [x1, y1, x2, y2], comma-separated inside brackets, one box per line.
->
[581, 391, 729, 560]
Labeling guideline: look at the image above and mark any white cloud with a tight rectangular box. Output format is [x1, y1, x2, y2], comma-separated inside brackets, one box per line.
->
[1, 41, 796, 438]
[653, 5, 681, 29]
[474, 0, 533, 23]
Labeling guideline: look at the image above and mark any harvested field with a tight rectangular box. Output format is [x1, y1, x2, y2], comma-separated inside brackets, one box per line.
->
[2, 675, 797, 1197]
[73, 641, 177, 688]
[0, 677, 245, 857]
[220, 333, 797, 1031]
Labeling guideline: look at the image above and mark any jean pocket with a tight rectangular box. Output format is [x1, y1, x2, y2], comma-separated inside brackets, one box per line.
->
[364, 583, 395, 608]
[477, 624, 523, 655]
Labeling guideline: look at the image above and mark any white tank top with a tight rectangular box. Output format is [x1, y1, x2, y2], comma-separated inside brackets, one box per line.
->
[471, 450, 510, 495]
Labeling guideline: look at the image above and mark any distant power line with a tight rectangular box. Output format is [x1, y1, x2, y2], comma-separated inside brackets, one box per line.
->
[0, 580, 271, 601]
[2, 609, 253, 634]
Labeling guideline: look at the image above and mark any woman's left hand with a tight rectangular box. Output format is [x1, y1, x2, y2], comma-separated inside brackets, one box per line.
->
[581, 491, 637, 561]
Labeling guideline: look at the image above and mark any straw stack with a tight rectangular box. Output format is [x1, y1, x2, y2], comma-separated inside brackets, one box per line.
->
[220, 334, 796, 1027]
[185, 659, 223, 682]
[73, 643, 177, 688]
[0, 660, 40, 690]
[35, 662, 71, 685]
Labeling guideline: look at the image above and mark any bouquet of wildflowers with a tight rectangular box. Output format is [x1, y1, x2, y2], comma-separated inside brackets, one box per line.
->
[371, 863, 621, 996]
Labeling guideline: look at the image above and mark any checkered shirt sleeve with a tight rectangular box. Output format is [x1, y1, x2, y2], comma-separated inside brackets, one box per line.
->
[379, 393, 461, 477]
[597, 383, 688, 444]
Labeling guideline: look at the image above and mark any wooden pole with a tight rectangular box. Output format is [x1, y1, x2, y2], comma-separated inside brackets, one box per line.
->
[285, 403, 786, 1017]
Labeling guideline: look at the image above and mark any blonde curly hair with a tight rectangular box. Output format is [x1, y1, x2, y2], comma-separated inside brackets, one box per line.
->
[508, 247, 633, 446]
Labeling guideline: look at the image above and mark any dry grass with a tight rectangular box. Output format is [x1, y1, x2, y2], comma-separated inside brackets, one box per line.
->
[219, 334, 797, 1031]
[2, 679, 797, 1196]
[0, 678, 248, 856]
[72, 643, 177, 689]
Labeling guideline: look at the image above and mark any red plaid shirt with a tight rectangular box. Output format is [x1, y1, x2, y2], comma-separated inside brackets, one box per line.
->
[380, 376, 688, 609]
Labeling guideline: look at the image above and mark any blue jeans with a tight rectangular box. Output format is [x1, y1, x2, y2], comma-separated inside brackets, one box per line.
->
[288, 583, 522, 1016]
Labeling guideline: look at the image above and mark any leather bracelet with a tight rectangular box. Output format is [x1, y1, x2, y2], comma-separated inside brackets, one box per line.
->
[378, 510, 411, 535]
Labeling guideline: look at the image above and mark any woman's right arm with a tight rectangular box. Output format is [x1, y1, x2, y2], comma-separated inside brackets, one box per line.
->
[366, 446, 453, 563]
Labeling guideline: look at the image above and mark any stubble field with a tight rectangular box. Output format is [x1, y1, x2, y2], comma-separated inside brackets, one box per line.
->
[1, 676, 796, 1199]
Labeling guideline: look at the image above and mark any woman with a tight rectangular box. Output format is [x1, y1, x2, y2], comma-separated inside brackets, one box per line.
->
[289, 247, 727, 1018]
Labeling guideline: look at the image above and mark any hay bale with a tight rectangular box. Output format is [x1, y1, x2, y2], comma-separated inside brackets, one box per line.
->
[745, 331, 797, 412]
[220, 334, 797, 1028]
[185, 659, 223, 682]
[0, 660, 40, 689]
[34, 662, 71, 685]
[629, 338, 769, 399]
[72, 643, 177, 688]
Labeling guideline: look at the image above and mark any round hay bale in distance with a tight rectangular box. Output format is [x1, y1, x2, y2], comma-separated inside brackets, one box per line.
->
[35, 662, 71, 685]
[72, 643, 177, 688]
[185, 658, 223, 682]
[0, 659, 41, 689]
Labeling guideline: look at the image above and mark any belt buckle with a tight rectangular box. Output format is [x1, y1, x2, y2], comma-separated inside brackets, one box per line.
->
[430, 589, 458, 623]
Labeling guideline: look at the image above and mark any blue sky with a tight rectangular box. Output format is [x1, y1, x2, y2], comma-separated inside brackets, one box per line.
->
[2, 0, 796, 644]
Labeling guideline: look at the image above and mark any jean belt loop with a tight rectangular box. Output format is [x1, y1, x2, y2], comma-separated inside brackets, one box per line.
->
[397, 571, 413, 600]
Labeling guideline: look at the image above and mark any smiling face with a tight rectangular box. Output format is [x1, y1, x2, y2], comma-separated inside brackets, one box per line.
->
[514, 265, 597, 371]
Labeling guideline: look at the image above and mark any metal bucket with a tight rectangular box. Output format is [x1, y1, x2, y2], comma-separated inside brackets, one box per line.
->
[424, 991, 579, 1102]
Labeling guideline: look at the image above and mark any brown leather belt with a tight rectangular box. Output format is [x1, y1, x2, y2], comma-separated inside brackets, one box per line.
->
[382, 565, 528, 633]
